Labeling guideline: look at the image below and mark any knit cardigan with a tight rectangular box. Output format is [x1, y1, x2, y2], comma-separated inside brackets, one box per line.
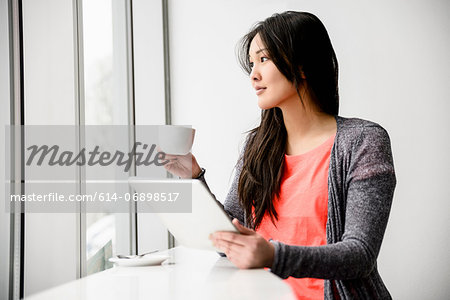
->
[200, 116, 396, 299]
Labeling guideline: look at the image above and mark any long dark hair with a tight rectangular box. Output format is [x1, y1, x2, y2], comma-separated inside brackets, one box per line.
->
[237, 11, 339, 229]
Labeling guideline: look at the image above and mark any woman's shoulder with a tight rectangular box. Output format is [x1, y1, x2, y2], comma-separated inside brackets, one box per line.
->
[336, 115, 385, 130]
[336, 116, 390, 137]
[335, 116, 392, 152]
[334, 116, 396, 180]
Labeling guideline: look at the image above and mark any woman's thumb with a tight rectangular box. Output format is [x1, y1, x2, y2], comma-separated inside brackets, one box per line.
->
[232, 218, 253, 235]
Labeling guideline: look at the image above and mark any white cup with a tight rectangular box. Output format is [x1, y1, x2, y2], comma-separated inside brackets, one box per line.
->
[158, 125, 195, 155]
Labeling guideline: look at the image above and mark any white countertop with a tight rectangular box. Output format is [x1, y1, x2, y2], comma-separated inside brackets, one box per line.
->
[25, 246, 296, 300]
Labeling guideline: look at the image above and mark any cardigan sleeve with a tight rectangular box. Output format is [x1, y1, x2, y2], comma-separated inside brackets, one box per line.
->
[269, 125, 396, 280]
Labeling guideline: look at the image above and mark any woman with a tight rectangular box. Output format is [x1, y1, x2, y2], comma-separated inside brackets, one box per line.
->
[164, 11, 396, 300]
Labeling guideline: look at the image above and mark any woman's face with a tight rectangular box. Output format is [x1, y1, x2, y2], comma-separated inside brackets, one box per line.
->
[249, 34, 298, 110]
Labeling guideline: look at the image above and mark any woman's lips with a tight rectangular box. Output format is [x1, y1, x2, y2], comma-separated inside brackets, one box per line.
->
[255, 87, 266, 95]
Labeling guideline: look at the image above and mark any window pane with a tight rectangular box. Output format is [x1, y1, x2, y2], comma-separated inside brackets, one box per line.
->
[82, 0, 130, 275]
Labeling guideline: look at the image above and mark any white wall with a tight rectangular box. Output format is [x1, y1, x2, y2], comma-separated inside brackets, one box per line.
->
[168, 0, 450, 299]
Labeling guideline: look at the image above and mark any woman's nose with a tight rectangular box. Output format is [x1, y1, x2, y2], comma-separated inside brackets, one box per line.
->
[250, 66, 261, 82]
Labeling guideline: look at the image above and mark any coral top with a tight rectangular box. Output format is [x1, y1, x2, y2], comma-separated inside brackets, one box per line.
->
[256, 134, 335, 300]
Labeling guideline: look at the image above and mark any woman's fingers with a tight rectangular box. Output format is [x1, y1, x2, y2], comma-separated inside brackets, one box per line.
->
[163, 153, 178, 160]
[211, 219, 254, 243]
[212, 231, 249, 247]
[158, 150, 201, 180]
[213, 238, 245, 255]
[211, 219, 256, 248]
[210, 223, 275, 269]
[212, 234, 260, 269]
[212, 238, 251, 268]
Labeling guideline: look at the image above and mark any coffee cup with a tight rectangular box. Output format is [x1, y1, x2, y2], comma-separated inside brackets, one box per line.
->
[158, 125, 195, 155]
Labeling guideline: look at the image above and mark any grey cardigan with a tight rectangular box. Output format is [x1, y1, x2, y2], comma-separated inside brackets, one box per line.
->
[200, 116, 396, 299]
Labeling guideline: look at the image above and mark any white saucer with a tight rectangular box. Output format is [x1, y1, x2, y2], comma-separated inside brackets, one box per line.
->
[109, 254, 170, 267]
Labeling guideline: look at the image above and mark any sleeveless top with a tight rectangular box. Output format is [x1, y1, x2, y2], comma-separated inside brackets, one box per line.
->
[256, 134, 336, 299]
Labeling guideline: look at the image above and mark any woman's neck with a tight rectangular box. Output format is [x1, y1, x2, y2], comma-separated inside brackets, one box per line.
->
[279, 96, 336, 156]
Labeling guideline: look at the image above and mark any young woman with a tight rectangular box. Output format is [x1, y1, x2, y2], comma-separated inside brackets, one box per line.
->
[163, 11, 396, 300]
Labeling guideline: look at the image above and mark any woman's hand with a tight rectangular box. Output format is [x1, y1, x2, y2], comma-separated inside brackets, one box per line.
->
[210, 218, 275, 269]
[160, 150, 202, 179]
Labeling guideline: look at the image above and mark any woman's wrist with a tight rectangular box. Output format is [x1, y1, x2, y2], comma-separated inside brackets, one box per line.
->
[193, 167, 205, 179]
[265, 240, 275, 268]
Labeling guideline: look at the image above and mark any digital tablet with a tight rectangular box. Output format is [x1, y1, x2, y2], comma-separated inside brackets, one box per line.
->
[128, 177, 239, 251]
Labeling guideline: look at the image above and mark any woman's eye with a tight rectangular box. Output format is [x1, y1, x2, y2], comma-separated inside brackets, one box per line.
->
[249, 62, 254, 69]
[261, 57, 269, 62]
